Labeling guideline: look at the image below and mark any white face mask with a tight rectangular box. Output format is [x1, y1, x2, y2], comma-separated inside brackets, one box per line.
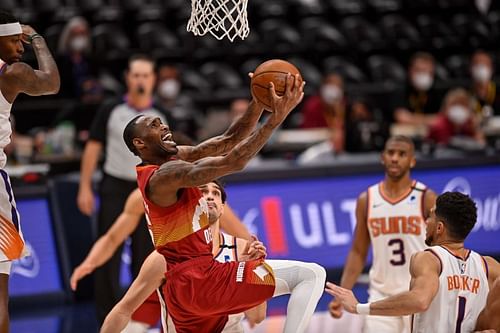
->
[69, 36, 88, 52]
[412, 72, 433, 91]
[320, 84, 343, 104]
[471, 64, 492, 83]
[447, 105, 469, 125]
[158, 79, 180, 99]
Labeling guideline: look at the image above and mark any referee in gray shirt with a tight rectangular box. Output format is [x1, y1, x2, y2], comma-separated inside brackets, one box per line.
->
[77, 54, 172, 323]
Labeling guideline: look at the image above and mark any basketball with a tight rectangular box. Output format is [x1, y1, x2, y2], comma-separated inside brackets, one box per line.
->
[251, 59, 303, 110]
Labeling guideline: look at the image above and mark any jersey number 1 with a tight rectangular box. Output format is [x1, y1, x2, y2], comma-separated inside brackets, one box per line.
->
[455, 296, 467, 333]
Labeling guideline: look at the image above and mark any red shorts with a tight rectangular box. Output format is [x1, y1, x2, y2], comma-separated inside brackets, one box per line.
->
[163, 256, 275, 333]
[131, 291, 161, 326]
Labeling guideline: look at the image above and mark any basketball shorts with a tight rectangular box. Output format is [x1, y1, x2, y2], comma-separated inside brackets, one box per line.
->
[131, 290, 162, 326]
[0, 169, 27, 262]
[163, 256, 275, 333]
[364, 288, 411, 333]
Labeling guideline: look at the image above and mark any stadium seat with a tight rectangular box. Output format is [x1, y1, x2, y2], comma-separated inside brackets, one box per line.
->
[328, 0, 366, 15]
[32, 0, 61, 13]
[367, 0, 402, 13]
[256, 0, 288, 20]
[200, 62, 244, 91]
[340, 16, 385, 53]
[180, 66, 213, 94]
[136, 22, 181, 58]
[444, 54, 469, 79]
[293, 0, 326, 18]
[259, 19, 302, 54]
[450, 14, 491, 48]
[416, 14, 461, 50]
[77, 0, 105, 13]
[92, 24, 130, 62]
[0, 0, 16, 11]
[322, 56, 367, 84]
[299, 18, 348, 53]
[44, 24, 64, 54]
[367, 55, 406, 83]
[379, 14, 421, 51]
[434, 61, 451, 83]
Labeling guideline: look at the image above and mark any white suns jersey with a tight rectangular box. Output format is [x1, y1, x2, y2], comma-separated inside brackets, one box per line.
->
[0, 61, 12, 169]
[367, 180, 428, 296]
[164, 232, 244, 333]
[412, 246, 489, 333]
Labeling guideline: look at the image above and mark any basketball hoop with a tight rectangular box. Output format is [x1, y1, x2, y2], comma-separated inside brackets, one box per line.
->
[187, 0, 250, 42]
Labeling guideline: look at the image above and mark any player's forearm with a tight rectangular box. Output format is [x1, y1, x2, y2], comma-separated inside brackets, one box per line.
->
[222, 100, 264, 144]
[31, 37, 60, 93]
[100, 307, 131, 333]
[79, 142, 101, 190]
[340, 251, 367, 289]
[369, 290, 429, 316]
[82, 235, 119, 271]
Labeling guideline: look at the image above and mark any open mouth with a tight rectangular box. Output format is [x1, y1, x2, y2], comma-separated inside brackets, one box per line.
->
[161, 132, 175, 144]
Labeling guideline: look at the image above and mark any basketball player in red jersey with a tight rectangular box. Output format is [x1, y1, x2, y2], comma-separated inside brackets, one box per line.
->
[329, 136, 437, 333]
[121, 74, 324, 333]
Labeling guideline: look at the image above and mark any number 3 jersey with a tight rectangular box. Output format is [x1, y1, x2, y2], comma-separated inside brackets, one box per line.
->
[412, 246, 489, 333]
[366, 180, 428, 296]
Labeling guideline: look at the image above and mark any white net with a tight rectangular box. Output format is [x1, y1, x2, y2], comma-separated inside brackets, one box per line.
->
[187, 0, 250, 42]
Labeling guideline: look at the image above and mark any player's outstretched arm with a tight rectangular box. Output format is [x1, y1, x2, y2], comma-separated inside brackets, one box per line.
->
[329, 192, 370, 318]
[177, 100, 264, 162]
[100, 251, 165, 333]
[70, 189, 144, 290]
[326, 251, 440, 316]
[2, 25, 59, 100]
[148, 75, 304, 207]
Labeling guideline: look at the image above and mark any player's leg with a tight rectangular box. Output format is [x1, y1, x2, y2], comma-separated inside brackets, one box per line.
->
[0, 262, 12, 333]
[266, 260, 326, 333]
[95, 176, 131, 323]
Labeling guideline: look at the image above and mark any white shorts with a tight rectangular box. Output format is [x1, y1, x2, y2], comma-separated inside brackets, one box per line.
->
[0, 260, 12, 275]
[363, 288, 411, 333]
[0, 169, 26, 261]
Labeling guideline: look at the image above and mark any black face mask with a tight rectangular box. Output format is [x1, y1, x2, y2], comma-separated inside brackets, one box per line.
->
[137, 85, 145, 95]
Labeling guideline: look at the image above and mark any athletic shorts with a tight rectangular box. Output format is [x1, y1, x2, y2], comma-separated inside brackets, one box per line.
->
[0, 260, 11, 275]
[163, 256, 275, 333]
[131, 291, 162, 326]
[0, 169, 26, 261]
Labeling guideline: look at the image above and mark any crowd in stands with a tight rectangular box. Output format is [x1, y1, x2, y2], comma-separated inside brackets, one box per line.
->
[4, 0, 500, 166]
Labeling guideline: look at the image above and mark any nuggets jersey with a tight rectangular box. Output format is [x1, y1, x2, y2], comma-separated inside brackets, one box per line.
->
[136, 165, 213, 267]
[367, 180, 427, 296]
[412, 246, 489, 333]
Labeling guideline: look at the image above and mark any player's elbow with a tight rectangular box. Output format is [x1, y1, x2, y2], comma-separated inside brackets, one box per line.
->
[414, 294, 432, 313]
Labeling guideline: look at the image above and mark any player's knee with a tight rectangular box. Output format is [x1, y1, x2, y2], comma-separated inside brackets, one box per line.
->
[307, 263, 326, 286]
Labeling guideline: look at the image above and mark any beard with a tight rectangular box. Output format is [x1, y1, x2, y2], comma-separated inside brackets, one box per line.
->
[425, 235, 433, 246]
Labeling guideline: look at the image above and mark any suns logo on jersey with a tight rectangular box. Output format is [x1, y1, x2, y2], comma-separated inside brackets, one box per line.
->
[369, 215, 423, 237]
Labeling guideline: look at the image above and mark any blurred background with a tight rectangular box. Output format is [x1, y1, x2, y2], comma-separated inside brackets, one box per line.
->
[2, 0, 500, 332]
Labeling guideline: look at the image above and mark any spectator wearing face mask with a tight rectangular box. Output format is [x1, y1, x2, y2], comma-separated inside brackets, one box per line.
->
[393, 52, 442, 125]
[57, 16, 103, 102]
[154, 63, 202, 141]
[300, 73, 346, 128]
[470, 50, 500, 119]
[428, 88, 485, 145]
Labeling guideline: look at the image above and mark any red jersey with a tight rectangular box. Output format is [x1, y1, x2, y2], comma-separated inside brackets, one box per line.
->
[136, 164, 213, 266]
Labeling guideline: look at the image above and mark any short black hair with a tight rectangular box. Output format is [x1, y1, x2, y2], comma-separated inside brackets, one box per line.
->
[211, 179, 227, 203]
[410, 52, 435, 66]
[385, 135, 415, 153]
[0, 10, 18, 24]
[123, 115, 144, 156]
[128, 54, 155, 71]
[435, 192, 477, 241]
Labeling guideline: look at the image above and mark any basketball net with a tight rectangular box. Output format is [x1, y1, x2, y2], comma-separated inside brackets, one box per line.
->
[187, 0, 250, 42]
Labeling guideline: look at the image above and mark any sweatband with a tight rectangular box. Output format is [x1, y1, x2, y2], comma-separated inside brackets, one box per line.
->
[356, 303, 371, 315]
[0, 22, 22, 36]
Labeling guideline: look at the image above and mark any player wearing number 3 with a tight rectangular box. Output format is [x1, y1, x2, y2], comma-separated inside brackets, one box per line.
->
[326, 192, 500, 333]
[328, 136, 437, 333]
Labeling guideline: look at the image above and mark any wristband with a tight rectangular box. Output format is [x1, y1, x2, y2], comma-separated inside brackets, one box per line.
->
[28, 33, 43, 44]
[356, 303, 371, 315]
